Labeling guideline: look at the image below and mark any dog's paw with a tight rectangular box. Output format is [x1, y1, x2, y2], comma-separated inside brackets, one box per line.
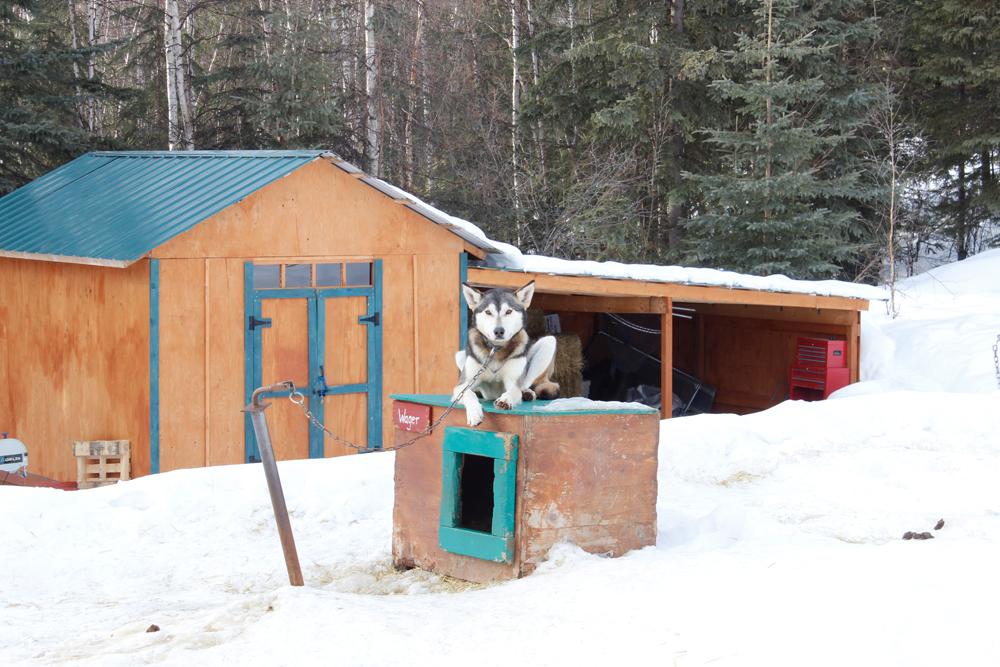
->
[521, 388, 536, 402]
[494, 397, 512, 411]
[466, 402, 484, 426]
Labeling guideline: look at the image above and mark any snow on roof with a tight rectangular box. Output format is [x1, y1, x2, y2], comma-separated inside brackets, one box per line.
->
[476, 238, 890, 302]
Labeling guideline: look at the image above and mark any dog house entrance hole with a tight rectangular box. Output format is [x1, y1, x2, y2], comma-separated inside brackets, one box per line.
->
[459, 454, 494, 533]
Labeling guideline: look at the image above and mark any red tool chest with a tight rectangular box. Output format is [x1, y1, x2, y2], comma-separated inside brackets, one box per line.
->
[789, 338, 849, 400]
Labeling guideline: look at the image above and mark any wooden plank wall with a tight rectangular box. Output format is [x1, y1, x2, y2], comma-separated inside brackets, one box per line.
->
[148, 161, 468, 470]
[676, 303, 856, 414]
[0, 258, 150, 481]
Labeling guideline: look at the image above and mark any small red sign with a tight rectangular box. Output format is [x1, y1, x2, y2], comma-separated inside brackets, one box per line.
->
[393, 401, 430, 432]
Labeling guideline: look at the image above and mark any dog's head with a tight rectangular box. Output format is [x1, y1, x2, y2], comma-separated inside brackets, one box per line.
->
[461, 281, 535, 347]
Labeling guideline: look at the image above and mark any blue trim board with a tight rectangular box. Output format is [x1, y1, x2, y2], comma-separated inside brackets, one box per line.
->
[366, 259, 384, 450]
[439, 426, 518, 563]
[149, 259, 160, 474]
[459, 252, 468, 351]
[309, 296, 323, 459]
[442, 426, 517, 460]
[244, 262, 257, 463]
[439, 526, 514, 564]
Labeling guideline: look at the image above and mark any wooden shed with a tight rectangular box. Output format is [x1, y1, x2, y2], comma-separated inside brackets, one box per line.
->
[0, 150, 495, 481]
[0, 150, 884, 483]
[466, 263, 885, 418]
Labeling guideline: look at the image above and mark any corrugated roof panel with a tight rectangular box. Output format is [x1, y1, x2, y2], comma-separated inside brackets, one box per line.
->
[0, 151, 323, 262]
[0, 150, 498, 264]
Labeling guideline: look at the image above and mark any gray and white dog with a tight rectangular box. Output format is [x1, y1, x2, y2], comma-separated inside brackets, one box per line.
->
[452, 281, 559, 427]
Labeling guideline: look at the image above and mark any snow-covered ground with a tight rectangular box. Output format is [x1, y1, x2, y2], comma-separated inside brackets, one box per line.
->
[3, 252, 1000, 666]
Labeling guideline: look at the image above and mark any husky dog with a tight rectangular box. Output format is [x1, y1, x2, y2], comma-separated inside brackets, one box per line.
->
[452, 281, 559, 427]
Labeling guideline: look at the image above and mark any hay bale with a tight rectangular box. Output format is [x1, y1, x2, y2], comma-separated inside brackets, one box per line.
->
[526, 308, 546, 338]
[551, 332, 583, 398]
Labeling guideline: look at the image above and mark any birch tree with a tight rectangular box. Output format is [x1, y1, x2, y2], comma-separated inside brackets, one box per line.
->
[364, 0, 379, 175]
[164, 0, 193, 149]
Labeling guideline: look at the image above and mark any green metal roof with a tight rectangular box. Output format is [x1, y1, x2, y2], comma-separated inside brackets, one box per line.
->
[0, 151, 325, 265]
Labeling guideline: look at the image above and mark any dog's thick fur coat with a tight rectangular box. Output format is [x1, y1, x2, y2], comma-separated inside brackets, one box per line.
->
[452, 281, 559, 426]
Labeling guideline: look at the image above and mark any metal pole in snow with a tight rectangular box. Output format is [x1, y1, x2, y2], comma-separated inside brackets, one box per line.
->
[242, 382, 305, 587]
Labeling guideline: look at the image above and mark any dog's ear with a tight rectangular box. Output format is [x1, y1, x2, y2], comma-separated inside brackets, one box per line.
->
[461, 283, 484, 310]
[513, 280, 535, 308]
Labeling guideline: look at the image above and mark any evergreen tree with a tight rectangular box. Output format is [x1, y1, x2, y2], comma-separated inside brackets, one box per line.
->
[0, 0, 120, 193]
[683, 0, 877, 279]
[903, 0, 1000, 259]
[239, 8, 348, 151]
[520, 0, 742, 263]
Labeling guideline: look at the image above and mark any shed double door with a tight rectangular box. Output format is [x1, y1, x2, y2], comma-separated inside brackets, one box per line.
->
[245, 260, 383, 462]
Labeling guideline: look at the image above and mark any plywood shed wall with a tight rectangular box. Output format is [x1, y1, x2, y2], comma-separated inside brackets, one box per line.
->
[0, 258, 151, 481]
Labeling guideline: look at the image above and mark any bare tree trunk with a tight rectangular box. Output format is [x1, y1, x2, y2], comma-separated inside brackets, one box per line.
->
[666, 0, 684, 250]
[511, 0, 523, 239]
[365, 0, 380, 176]
[165, 0, 181, 149]
[68, 0, 85, 126]
[404, 0, 424, 192]
[527, 0, 546, 182]
[164, 0, 194, 149]
[87, 0, 103, 136]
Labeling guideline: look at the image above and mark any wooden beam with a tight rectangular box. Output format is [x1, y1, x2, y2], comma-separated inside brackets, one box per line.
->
[661, 298, 673, 419]
[531, 293, 668, 314]
[462, 241, 488, 260]
[849, 310, 861, 384]
[678, 302, 855, 326]
[701, 314, 852, 338]
[467, 267, 873, 312]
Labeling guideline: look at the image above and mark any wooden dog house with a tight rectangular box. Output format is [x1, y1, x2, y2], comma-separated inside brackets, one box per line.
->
[390, 394, 660, 583]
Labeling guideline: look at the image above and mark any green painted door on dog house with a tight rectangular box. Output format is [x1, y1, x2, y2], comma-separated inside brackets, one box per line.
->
[244, 260, 383, 462]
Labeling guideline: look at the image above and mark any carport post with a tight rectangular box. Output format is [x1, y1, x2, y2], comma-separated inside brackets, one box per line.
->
[242, 382, 305, 587]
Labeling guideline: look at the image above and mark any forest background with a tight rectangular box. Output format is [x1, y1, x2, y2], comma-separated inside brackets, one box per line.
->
[2, 0, 998, 290]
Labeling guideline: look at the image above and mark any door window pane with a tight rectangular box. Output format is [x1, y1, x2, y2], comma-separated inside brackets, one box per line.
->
[285, 263, 311, 288]
[316, 263, 342, 287]
[253, 264, 280, 288]
[345, 262, 372, 286]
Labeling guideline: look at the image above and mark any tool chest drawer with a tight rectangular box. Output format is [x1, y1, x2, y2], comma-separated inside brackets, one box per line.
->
[794, 338, 847, 368]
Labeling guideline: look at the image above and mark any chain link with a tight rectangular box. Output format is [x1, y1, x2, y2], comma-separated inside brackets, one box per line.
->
[606, 312, 662, 335]
[288, 347, 498, 453]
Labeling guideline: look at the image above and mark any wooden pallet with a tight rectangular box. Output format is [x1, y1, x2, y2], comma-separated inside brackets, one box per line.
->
[74, 440, 130, 489]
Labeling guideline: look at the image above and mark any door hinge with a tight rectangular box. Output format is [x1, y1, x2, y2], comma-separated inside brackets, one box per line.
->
[249, 315, 272, 331]
[359, 312, 380, 326]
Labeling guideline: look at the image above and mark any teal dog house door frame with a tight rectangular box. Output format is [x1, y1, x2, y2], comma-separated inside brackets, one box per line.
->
[439, 426, 518, 563]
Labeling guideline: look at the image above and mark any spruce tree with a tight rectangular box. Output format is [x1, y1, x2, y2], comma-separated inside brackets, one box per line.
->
[0, 0, 118, 194]
[683, 0, 877, 279]
[903, 0, 1000, 259]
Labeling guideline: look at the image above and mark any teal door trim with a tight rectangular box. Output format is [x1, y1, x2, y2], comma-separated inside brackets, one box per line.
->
[438, 425, 518, 563]
[366, 260, 384, 450]
[244, 260, 383, 461]
[149, 258, 160, 474]
[243, 261, 258, 462]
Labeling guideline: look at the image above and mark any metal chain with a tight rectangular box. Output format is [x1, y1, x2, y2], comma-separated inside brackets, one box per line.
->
[606, 312, 661, 335]
[994, 334, 1000, 389]
[288, 347, 498, 453]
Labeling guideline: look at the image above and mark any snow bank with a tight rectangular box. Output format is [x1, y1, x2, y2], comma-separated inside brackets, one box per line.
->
[2, 249, 1000, 666]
